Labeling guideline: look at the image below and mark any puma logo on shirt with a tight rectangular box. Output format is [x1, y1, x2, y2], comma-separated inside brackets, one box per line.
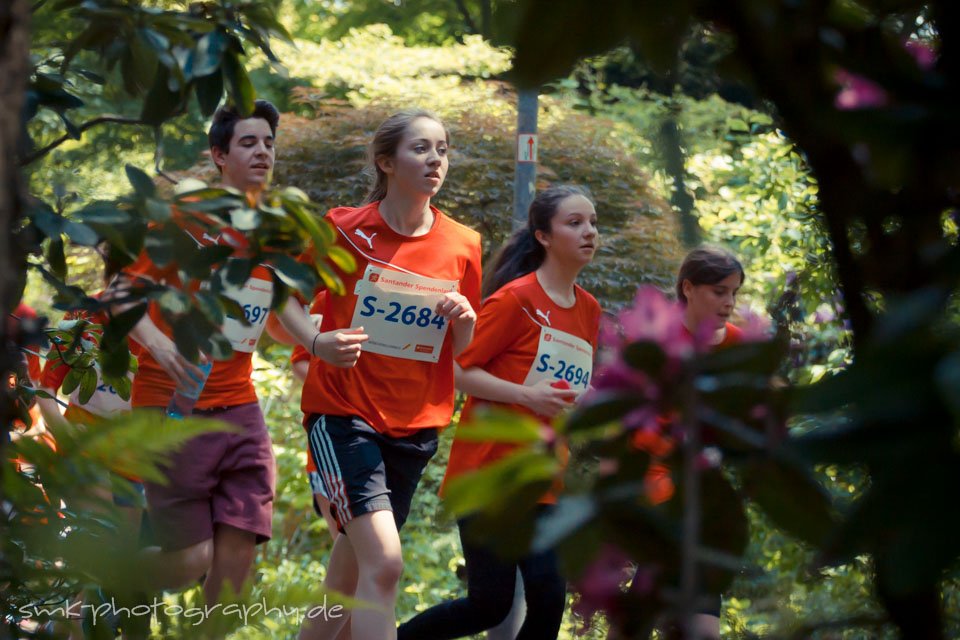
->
[535, 309, 552, 326]
[355, 228, 377, 250]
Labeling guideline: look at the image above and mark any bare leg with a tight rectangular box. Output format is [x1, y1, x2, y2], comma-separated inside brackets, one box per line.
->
[203, 524, 257, 603]
[300, 531, 359, 640]
[299, 511, 401, 640]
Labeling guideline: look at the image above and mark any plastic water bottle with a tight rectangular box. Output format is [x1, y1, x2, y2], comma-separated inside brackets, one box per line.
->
[166, 359, 213, 418]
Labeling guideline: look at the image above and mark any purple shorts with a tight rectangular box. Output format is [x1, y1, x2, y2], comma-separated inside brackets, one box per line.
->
[144, 402, 275, 551]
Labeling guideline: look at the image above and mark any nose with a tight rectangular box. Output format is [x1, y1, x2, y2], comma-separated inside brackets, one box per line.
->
[426, 148, 441, 167]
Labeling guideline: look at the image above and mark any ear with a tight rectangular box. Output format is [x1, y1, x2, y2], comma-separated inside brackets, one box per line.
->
[534, 229, 550, 249]
[375, 154, 394, 176]
[211, 146, 228, 168]
[681, 279, 694, 299]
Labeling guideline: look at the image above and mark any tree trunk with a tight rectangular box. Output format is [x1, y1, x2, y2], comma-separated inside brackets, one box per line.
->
[0, 0, 31, 455]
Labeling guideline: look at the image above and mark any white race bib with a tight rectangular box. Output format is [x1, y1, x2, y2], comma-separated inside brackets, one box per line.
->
[522, 325, 594, 391]
[351, 265, 458, 363]
[221, 272, 274, 353]
[69, 372, 133, 418]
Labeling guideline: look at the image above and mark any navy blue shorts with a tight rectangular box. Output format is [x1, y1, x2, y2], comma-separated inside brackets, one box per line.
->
[306, 414, 438, 532]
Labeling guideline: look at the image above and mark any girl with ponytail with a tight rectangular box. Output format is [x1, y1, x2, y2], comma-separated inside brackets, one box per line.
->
[399, 185, 602, 639]
[299, 109, 482, 640]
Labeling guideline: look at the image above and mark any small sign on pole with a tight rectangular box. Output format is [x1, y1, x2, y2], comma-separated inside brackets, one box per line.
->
[517, 134, 538, 163]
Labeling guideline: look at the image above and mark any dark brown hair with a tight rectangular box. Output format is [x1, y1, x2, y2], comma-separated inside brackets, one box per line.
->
[482, 185, 592, 298]
[676, 245, 745, 304]
[208, 99, 280, 155]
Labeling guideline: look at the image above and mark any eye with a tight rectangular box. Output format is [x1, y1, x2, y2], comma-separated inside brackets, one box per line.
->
[437, 146, 448, 155]
[414, 144, 426, 153]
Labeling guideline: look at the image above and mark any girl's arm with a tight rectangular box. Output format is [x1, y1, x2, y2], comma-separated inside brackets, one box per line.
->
[455, 363, 577, 418]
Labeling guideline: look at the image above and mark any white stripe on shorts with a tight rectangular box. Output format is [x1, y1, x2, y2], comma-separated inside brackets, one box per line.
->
[309, 416, 353, 527]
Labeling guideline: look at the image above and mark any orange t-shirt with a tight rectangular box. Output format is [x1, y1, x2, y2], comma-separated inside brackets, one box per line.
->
[442, 272, 602, 502]
[124, 220, 274, 409]
[300, 202, 482, 437]
[632, 321, 745, 505]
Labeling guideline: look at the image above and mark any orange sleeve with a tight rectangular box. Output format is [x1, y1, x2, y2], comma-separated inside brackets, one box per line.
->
[291, 344, 309, 364]
[456, 292, 522, 371]
[461, 237, 483, 318]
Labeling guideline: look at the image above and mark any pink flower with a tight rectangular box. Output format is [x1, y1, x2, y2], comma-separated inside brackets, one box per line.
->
[572, 545, 633, 631]
[905, 40, 937, 70]
[834, 70, 889, 110]
[736, 306, 773, 341]
[618, 287, 693, 360]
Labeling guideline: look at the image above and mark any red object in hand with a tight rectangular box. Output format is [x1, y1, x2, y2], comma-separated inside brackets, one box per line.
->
[551, 379, 575, 403]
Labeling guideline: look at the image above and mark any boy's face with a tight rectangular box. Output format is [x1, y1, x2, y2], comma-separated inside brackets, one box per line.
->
[211, 117, 275, 192]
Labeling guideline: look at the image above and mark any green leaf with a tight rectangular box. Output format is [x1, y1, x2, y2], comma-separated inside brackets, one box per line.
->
[443, 450, 558, 519]
[565, 391, 640, 432]
[452, 407, 544, 444]
[325, 245, 356, 274]
[76, 68, 106, 84]
[158, 290, 191, 315]
[63, 220, 99, 246]
[47, 237, 67, 281]
[738, 457, 836, 547]
[145, 198, 172, 222]
[272, 255, 317, 299]
[58, 113, 81, 140]
[194, 291, 225, 327]
[531, 494, 597, 553]
[78, 369, 99, 405]
[622, 340, 666, 375]
[140, 65, 182, 126]
[222, 51, 255, 116]
[188, 29, 228, 78]
[103, 303, 148, 344]
[61, 367, 83, 396]
[194, 71, 224, 117]
[125, 165, 156, 199]
[76, 202, 131, 225]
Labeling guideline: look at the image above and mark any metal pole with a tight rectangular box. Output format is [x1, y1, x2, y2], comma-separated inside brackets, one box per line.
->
[512, 87, 539, 229]
[486, 86, 540, 640]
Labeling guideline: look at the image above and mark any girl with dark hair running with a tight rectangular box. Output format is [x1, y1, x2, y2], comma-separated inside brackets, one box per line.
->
[399, 185, 602, 639]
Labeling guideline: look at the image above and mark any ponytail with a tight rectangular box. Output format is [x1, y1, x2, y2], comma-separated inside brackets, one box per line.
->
[482, 228, 545, 298]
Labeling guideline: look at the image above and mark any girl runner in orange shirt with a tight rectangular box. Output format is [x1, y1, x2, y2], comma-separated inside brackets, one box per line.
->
[399, 185, 602, 639]
[298, 110, 481, 640]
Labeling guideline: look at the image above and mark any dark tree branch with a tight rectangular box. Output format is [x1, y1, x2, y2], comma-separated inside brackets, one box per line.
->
[453, 0, 479, 35]
[21, 115, 147, 166]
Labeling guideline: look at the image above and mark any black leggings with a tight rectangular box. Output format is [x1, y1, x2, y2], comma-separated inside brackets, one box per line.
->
[397, 518, 567, 640]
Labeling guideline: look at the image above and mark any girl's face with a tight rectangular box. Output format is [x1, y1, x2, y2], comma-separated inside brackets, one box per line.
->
[378, 116, 449, 198]
[682, 271, 742, 332]
[536, 194, 599, 266]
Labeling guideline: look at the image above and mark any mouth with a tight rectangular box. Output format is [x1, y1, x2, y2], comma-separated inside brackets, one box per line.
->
[580, 244, 595, 250]
[251, 163, 271, 171]
[425, 171, 441, 180]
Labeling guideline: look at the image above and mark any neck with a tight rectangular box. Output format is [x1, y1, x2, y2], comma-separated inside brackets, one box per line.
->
[222, 176, 263, 205]
[378, 190, 434, 236]
[536, 257, 581, 308]
[683, 311, 726, 345]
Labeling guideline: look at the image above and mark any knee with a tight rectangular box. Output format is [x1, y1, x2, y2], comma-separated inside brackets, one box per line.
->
[181, 540, 215, 582]
[364, 554, 404, 594]
[468, 586, 515, 626]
